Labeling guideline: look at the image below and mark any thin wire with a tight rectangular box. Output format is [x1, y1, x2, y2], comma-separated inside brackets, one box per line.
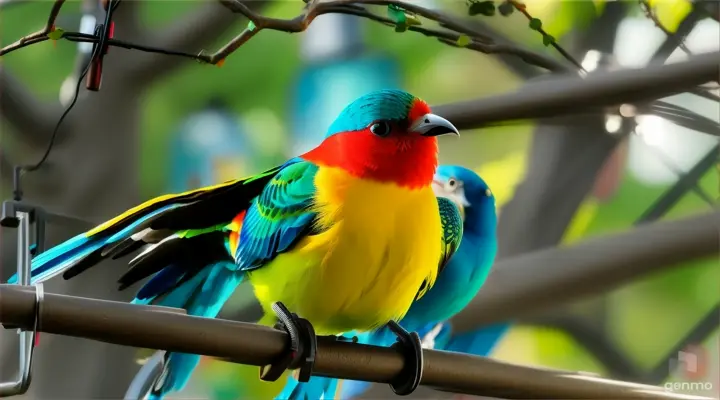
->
[17, 0, 118, 178]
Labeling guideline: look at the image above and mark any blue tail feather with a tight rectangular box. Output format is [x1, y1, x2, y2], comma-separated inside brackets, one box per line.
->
[7, 204, 181, 285]
[278, 375, 338, 400]
[149, 262, 244, 400]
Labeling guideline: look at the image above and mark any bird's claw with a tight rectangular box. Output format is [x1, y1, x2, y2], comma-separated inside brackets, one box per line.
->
[387, 320, 424, 396]
[260, 302, 317, 383]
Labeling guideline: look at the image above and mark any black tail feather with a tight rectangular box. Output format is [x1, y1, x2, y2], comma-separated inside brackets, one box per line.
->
[117, 231, 228, 291]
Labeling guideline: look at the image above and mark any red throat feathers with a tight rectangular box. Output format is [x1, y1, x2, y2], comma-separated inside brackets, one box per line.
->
[301, 100, 439, 189]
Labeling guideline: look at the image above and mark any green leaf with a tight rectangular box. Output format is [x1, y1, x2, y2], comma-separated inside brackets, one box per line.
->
[456, 34, 472, 47]
[405, 13, 422, 26]
[528, 17, 542, 31]
[542, 33, 555, 47]
[498, 1, 514, 16]
[468, 1, 496, 16]
[47, 28, 65, 40]
[247, 20, 256, 31]
[387, 4, 407, 25]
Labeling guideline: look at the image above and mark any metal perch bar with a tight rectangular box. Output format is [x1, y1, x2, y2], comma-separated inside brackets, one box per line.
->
[0, 285, 712, 400]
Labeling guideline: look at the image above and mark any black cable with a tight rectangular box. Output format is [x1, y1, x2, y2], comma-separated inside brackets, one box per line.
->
[11, 0, 119, 201]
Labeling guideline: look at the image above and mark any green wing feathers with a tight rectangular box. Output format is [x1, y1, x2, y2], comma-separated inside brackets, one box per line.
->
[437, 196, 463, 275]
[415, 196, 463, 300]
[234, 161, 320, 271]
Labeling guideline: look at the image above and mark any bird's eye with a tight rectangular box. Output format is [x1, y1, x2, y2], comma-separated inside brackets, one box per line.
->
[447, 178, 457, 190]
[370, 121, 391, 137]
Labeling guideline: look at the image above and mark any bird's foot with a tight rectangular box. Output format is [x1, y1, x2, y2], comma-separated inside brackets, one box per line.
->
[260, 302, 317, 383]
[387, 320, 424, 396]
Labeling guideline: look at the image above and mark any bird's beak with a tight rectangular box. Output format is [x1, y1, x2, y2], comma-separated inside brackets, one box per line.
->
[410, 113, 460, 137]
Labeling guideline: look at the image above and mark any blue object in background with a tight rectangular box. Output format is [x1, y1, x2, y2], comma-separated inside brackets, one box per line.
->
[168, 98, 251, 192]
[289, 13, 402, 155]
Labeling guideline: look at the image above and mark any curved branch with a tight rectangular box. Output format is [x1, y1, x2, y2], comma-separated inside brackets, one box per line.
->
[209, 0, 573, 73]
[451, 211, 720, 332]
[125, 0, 269, 84]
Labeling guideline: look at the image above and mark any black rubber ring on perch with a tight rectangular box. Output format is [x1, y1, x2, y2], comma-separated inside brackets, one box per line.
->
[259, 301, 317, 383]
[387, 320, 424, 396]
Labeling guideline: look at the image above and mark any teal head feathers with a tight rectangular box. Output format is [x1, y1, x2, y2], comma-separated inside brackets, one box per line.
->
[301, 89, 459, 189]
[433, 165, 496, 233]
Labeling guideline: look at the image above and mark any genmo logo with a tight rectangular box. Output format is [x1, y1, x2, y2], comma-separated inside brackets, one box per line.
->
[664, 381, 714, 393]
[668, 344, 709, 381]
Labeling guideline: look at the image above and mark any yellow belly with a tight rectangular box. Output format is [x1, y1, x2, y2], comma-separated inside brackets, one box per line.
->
[248, 166, 442, 335]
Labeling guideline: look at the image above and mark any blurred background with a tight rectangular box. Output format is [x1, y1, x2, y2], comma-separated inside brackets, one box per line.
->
[0, 0, 718, 399]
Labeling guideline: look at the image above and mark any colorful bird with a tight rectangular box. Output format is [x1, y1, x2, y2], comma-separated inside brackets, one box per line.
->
[9, 89, 461, 400]
[280, 165, 499, 400]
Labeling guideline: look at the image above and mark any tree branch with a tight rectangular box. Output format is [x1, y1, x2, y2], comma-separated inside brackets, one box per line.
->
[0, 0, 598, 75]
[451, 210, 720, 332]
[695, 0, 720, 22]
[646, 303, 720, 384]
[649, 2, 704, 63]
[125, 0, 270, 84]
[507, 0, 585, 71]
[640, 0, 692, 54]
[635, 145, 719, 225]
[0, 0, 64, 54]
[0, 147, 15, 185]
[462, 19, 549, 79]
[434, 51, 719, 129]
[0, 65, 62, 148]
[526, 313, 644, 382]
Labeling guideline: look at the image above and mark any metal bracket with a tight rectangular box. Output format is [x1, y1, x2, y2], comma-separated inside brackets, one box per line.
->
[0, 209, 44, 397]
[1, 201, 47, 255]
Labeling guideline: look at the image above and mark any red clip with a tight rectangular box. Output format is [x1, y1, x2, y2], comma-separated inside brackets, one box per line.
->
[34, 332, 41, 347]
[105, 21, 114, 55]
[85, 20, 114, 91]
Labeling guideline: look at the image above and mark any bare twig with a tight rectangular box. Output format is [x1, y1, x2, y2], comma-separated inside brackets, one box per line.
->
[325, 4, 572, 73]
[506, 0, 586, 72]
[126, 0, 269, 84]
[2, 0, 567, 73]
[0, 0, 65, 56]
[639, 0, 692, 54]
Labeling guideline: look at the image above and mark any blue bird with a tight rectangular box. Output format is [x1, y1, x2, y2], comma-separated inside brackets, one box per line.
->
[279, 165, 499, 400]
